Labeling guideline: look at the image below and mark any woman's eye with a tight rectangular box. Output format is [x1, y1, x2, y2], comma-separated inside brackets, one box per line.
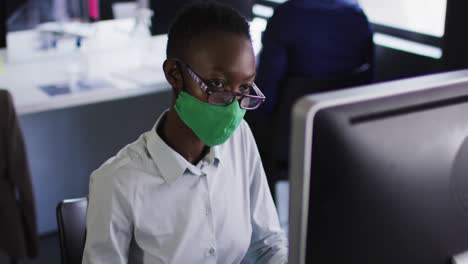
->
[208, 80, 225, 90]
[240, 84, 252, 94]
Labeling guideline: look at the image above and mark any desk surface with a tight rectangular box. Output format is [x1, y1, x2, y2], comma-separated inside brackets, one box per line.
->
[0, 18, 266, 115]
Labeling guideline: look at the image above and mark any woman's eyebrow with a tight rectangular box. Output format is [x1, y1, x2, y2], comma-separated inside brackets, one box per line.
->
[206, 67, 226, 76]
[208, 66, 256, 80]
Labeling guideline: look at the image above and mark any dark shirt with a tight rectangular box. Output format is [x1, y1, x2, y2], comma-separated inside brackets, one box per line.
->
[256, 0, 374, 112]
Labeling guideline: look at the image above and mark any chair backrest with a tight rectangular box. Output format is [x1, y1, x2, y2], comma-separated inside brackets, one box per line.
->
[56, 197, 88, 264]
[277, 63, 372, 109]
[271, 63, 373, 173]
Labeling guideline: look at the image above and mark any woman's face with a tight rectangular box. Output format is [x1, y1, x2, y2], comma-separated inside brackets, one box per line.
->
[179, 31, 256, 103]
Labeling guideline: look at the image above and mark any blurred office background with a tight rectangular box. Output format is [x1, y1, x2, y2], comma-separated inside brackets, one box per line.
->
[2, 0, 468, 263]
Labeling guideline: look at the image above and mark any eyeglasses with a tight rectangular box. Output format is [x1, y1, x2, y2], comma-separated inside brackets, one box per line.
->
[174, 59, 266, 110]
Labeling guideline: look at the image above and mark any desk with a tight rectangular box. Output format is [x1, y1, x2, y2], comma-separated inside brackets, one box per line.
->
[2, 19, 170, 115]
[1, 18, 266, 115]
[0, 18, 266, 234]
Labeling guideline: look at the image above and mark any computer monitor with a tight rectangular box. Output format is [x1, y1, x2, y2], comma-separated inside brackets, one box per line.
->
[289, 70, 468, 264]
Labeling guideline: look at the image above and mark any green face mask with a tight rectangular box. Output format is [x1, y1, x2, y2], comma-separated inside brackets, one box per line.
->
[174, 91, 246, 146]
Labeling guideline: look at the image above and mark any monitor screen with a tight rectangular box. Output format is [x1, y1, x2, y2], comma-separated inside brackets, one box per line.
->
[289, 70, 468, 264]
[358, 0, 447, 38]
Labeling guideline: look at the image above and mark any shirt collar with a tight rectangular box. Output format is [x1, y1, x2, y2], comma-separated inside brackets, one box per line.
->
[205, 145, 222, 166]
[146, 111, 222, 184]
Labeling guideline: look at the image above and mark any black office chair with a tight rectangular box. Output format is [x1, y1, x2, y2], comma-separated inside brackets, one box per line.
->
[56, 197, 88, 264]
[266, 63, 373, 194]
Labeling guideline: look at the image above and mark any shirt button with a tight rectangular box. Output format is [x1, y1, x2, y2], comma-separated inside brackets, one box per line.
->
[209, 247, 216, 256]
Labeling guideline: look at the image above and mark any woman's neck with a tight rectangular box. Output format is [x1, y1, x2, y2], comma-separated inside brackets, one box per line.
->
[157, 109, 208, 165]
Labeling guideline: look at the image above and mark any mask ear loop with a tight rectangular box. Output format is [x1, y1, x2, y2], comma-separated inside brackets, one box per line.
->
[174, 60, 187, 96]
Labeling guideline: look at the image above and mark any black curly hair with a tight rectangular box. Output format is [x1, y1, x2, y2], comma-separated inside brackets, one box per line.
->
[166, 1, 251, 60]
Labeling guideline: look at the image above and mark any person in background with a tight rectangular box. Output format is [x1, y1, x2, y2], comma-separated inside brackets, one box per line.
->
[249, 0, 374, 197]
[0, 90, 39, 264]
[255, 0, 374, 113]
[82, 2, 288, 263]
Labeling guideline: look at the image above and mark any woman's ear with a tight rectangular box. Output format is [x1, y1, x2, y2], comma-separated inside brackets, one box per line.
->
[163, 59, 184, 95]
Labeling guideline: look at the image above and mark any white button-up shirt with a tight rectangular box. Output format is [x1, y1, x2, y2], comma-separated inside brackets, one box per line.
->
[82, 112, 288, 264]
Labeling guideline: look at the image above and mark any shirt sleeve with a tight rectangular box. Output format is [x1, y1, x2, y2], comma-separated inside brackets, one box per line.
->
[82, 166, 133, 264]
[242, 123, 289, 264]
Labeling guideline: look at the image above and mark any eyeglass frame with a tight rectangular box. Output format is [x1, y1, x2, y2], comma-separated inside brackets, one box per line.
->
[172, 59, 266, 110]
